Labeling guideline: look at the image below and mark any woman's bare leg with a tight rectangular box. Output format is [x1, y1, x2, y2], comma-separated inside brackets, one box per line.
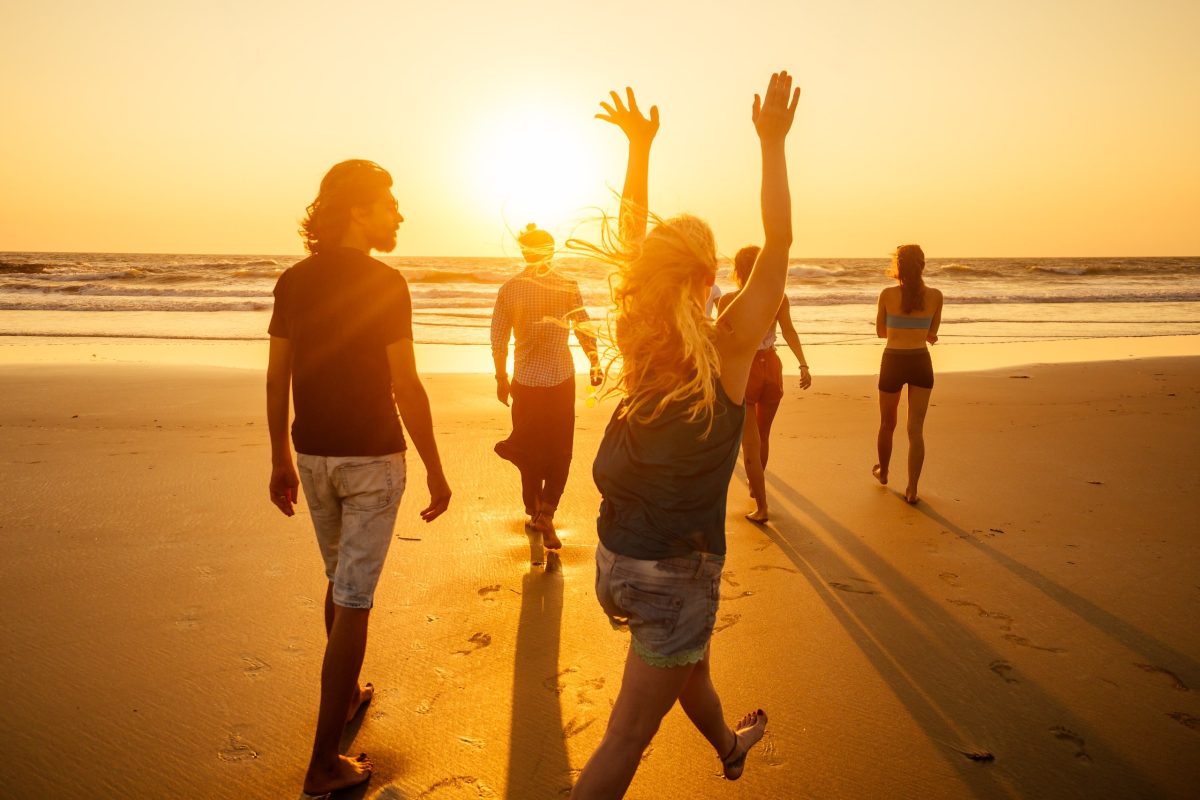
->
[570, 650, 695, 799]
[740, 407, 769, 521]
[874, 390, 901, 485]
[904, 386, 932, 502]
[756, 399, 781, 469]
[678, 650, 734, 754]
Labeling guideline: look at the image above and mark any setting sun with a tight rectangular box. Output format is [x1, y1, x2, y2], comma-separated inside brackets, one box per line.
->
[464, 104, 608, 241]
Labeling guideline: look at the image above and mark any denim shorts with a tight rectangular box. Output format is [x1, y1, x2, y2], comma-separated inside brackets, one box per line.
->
[297, 451, 406, 609]
[594, 542, 725, 668]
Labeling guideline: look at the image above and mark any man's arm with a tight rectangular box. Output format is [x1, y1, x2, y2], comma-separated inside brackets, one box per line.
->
[266, 336, 298, 516]
[388, 338, 452, 522]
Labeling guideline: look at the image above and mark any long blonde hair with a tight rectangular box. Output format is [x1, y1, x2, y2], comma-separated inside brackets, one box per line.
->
[571, 211, 720, 431]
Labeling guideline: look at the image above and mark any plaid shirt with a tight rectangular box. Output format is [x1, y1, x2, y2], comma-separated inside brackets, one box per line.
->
[491, 268, 596, 387]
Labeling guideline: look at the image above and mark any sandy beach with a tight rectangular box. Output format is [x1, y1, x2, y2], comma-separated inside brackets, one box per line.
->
[1, 352, 1198, 799]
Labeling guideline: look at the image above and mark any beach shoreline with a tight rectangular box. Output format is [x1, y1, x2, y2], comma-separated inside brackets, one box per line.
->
[2, 332, 1199, 375]
[1, 353, 1198, 798]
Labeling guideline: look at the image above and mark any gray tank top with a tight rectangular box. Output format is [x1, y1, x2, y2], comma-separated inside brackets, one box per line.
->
[593, 380, 745, 559]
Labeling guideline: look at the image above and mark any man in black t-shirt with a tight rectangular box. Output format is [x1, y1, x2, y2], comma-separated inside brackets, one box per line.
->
[266, 159, 451, 797]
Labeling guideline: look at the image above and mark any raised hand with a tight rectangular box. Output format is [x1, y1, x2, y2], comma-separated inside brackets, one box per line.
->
[596, 87, 659, 146]
[752, 71, 801, 144]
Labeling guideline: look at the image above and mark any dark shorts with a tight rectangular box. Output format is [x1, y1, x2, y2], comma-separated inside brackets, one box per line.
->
[879, 348, 934, 393]
[745, 348, 784, 405]
[594, 543, 724, 668]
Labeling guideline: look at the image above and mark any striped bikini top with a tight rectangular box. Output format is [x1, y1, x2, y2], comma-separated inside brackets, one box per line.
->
[886, 313, 933, 330]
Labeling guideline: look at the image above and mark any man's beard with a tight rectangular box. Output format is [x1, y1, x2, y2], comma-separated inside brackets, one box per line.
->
[370, 232, 397, 253]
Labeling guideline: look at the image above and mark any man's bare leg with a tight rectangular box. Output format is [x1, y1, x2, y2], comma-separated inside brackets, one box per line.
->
[303, 602, 373, 795]
[323, 583, 373, 722]
[571, 649, 694, 798]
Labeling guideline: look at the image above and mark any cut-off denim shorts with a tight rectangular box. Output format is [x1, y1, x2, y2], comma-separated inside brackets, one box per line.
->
[595, 542, 725, 668]
[297, 451, 406, 609]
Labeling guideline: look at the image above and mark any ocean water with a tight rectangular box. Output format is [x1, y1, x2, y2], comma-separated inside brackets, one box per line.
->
[2, 252, 1198, 347]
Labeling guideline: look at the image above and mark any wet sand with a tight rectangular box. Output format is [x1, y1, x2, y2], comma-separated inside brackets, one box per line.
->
[0, 356, 1198, 798]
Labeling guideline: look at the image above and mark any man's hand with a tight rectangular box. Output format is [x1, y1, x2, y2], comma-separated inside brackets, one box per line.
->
[269, 462, 299, 516]
[753, 71, 801, 145]
[496, 374, 510, 406]
[589, 360, 603, 387]
[798, 365, 812, 390]
[421, 470, 452, 522]
[596, 87, 659, 146]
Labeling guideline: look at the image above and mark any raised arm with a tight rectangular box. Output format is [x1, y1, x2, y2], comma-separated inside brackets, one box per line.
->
[596, 87, 659, 243]
[717, 72, 801, 354]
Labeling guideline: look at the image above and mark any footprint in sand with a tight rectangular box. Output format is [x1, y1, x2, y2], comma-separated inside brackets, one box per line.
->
[1050, 726, 1092, 762]
[195, 565, 216, 581]
[240, 655, 270, 678]
[721, 590, 755, 602]
[989, 659, 1019, 684]
[1167, 712, 1200, 732]
[1003, 634, 1066, 653]
[477, 584, 501, 597]
[750, 565, 797, 574]
[947, 599, 1014, 631]
[563, 714, 596, 739]
[544, 667, 579, 696]
[457, 736, 485, 749]
[294, 594, 318, 609]
[454, 632, 492, 655]
[174, 608, 201, 630]
[1134, 663, 1189, 692]
[760, 733, 785, 767]
[721, 573, 741, 588]
[829, 581, 879, 595]
[939, 572, 962, 587]
[714, 613, 741, 633]
[414, 692, 442, 715]
[217, 734, 259, 762]
[415, 775, 496, 798]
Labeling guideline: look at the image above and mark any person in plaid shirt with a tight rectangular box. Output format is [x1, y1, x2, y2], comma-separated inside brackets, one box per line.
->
[491, 224, 600, 549]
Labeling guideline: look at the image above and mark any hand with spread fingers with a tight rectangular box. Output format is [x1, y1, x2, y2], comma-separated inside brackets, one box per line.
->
[752, 71, 801, 144]
[596, 87, 659, 146]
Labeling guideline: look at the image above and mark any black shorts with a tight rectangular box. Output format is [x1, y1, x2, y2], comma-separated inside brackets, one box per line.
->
[878, 348, 934, 393]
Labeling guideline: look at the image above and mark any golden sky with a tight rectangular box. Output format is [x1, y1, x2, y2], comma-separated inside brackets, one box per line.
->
[1, 0, 1198, 257]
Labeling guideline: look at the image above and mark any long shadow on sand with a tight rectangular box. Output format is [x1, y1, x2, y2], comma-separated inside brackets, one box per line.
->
[756, 472, 1166, 798]
[916, 503, 1199, 687]
[504, 547, 571, 799]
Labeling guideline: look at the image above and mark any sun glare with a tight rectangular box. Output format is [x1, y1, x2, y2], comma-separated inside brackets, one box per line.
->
[466, 107, 604, 240]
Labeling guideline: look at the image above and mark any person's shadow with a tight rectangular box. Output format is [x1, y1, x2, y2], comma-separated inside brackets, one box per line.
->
[504, 546, 570, 798]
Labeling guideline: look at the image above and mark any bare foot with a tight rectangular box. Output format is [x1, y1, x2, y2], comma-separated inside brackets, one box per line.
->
[303, 752, 373, 796]
[904, 486, 919, 504]
[721, 709, 768, 780]
[744, 507, 769, 524]
[536, 513, 562, 550]
[872, 464, 888, 485]
[345, 682, 373, 724]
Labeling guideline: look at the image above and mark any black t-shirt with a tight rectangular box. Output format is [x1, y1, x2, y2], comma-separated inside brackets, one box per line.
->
[268, 247, 413, 456]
